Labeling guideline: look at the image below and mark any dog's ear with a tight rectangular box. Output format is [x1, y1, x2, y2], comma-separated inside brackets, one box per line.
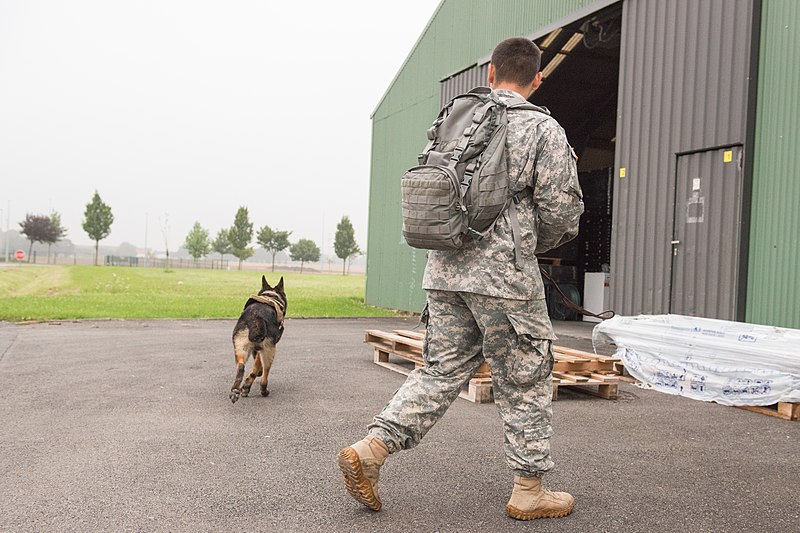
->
[262, 275, 270, 291]
[275, 276, 284, 292]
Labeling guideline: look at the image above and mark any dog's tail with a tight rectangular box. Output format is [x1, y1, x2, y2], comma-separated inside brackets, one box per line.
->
[247, 318, 267, 343]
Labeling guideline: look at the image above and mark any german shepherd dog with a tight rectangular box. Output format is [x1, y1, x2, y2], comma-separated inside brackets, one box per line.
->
[229, 275, 287, 403]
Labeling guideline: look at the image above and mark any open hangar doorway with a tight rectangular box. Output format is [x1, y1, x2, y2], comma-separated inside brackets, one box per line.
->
[528, 2, 622, 320]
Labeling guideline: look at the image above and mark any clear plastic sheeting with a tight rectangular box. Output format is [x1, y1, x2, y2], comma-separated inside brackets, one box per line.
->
[592, 315, 800, 406]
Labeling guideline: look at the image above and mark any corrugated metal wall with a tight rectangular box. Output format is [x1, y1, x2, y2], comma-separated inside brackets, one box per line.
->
[367, 0, 604, 312]
[440, 63, 489, 107]
[747, 0, 800, 328]
[369, 0, 786, 322]
[612, 0, 757, 318]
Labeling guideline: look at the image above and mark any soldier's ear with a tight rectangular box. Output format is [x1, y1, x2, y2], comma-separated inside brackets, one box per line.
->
[529, 71, 543, 95]
[276, 277, 284, 292]
[262, 275, 269, 290]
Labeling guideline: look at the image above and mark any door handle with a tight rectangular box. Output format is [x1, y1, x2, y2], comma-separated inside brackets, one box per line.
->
[671, 240, 680, 256]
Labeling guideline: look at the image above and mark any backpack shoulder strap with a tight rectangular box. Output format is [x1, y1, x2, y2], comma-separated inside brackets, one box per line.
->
[467, 86, 491, 96]
[506, 98, 550, 115]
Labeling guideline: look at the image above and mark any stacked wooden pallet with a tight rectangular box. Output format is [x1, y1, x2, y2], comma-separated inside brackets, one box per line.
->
[737, 402, 800, 421]
[364, 329, 622, 403]
[550, 346, 621, 400]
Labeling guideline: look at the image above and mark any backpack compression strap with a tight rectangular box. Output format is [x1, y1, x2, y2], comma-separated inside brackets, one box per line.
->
[450, 98, 497, 172]
[418, 109, 448, 164]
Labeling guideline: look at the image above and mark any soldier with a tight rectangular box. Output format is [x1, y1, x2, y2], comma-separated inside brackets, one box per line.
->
[337, 37, 584, 520]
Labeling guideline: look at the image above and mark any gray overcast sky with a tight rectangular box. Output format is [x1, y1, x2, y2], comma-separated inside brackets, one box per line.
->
[0, 0, 441, 256]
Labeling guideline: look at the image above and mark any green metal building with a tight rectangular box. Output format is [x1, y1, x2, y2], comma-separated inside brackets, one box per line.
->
[366, 0, 800, 329]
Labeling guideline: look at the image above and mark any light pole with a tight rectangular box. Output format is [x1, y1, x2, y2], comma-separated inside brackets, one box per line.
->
[159, 213, 170, 268]
[2, 201, 9, 263]
[144, 212, 148, 268]
[6, 201, 10, 263]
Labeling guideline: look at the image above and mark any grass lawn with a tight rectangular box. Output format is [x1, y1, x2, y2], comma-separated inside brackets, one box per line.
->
[0, 265, 400, 321]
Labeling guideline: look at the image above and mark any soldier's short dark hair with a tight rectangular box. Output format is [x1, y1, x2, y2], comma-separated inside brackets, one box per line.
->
[490, 37, 541, 86]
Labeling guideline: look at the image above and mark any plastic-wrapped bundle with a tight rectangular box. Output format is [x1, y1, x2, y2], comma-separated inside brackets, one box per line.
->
[592, 314, 800, 406]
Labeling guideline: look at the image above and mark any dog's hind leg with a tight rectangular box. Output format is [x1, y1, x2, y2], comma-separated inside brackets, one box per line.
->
[259, 343, 277, 397]
[241, 355, 263, 398]
[230, 331, 251, 403]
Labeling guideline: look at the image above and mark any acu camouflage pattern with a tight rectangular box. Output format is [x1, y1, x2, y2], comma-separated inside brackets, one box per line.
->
[366, 91, 582, 477]
[422, 89, 584, 301]
[369, 290, 556, 476]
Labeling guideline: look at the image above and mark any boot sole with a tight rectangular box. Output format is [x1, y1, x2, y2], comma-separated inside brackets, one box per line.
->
[337, 447, 382, 511]
[505, 502, 575, 520]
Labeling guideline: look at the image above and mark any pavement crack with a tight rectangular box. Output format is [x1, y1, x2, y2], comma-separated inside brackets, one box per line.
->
[0, 332, 18, 365]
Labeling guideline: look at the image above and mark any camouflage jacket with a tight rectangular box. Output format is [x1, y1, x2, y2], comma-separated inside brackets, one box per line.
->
[422, 89, 584, 300]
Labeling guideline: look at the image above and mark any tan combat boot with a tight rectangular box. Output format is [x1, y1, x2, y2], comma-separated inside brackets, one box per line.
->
[336, 435, 389, 511]
[505, 475, 575, 520]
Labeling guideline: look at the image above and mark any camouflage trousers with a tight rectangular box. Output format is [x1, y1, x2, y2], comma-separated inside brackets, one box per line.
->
[369, 289, 556, 476]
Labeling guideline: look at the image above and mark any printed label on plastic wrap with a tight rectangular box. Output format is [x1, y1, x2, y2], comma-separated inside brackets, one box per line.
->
[592, 315, 800, 406]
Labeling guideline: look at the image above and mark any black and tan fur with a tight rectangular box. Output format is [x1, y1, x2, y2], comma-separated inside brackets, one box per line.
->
[229, 275, 287, 403]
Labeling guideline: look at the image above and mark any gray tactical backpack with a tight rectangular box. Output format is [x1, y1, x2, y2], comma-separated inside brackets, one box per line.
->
[401, 87, 543, 264]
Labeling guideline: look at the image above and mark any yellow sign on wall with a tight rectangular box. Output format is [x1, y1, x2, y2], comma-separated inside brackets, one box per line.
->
[723, 150, 733, 163]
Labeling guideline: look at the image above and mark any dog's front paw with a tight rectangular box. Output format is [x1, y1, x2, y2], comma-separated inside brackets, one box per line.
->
[229, 389, 241, 403]
[260, 388, 270, 397]
[241, 387, 250, 398]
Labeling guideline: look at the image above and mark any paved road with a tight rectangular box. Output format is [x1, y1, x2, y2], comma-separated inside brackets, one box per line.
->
[0, 318, 797, 532]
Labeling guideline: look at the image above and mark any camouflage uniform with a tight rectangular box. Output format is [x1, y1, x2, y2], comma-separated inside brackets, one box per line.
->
[369, 89, 583, 477]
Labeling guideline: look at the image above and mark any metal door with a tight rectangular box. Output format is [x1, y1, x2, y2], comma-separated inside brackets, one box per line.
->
[670, 146, 744, 319]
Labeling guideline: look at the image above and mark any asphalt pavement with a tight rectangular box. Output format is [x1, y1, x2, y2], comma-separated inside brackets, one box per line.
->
[0, 318, 797, 532]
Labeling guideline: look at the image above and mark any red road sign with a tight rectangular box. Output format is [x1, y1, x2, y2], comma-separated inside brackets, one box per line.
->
[15, 250, 25, 261]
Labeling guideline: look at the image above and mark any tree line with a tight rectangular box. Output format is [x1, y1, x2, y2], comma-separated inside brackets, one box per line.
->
[18, 191, 111, 265]
[15, 192, 362, 274]
[184, 207, 361, 275]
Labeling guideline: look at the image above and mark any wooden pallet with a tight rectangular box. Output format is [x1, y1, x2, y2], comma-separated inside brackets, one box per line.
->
[551, 345, 620, 400]
[552, 371, 618, 400]
[364, 329, 621, 403]
[365, 330, 493, 402]
[737, 402, 800, 421]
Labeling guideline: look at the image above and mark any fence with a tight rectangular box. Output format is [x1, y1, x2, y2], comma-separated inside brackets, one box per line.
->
[6, 253, 365, 274]
[105, 257, 230, 270]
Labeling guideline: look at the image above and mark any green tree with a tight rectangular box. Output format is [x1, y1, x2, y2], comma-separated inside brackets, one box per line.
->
[18, 213, 57, 263]
[184, 222, 211, 261]
[46, 211, 68, 264]
[228, 207, 254, 270]
[333, 215, 361, 275]
[257, 225, 292, 272]
[211, 228, 231, 268]
[289, 238, 320, 274]
[82, 191, 114, 266]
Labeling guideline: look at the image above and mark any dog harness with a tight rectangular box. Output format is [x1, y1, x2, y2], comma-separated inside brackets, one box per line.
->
[246, 291, 286, 325]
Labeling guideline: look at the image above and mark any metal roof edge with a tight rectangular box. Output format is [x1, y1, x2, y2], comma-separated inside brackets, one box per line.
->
[370, 0, 445, 119]
[475, 0, 623, 65]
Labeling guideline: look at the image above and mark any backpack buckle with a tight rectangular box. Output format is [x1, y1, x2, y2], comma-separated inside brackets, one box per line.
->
[512, 188, 532, 205]
[467, 227, 484, 239]
[451, 146, 465, 162]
